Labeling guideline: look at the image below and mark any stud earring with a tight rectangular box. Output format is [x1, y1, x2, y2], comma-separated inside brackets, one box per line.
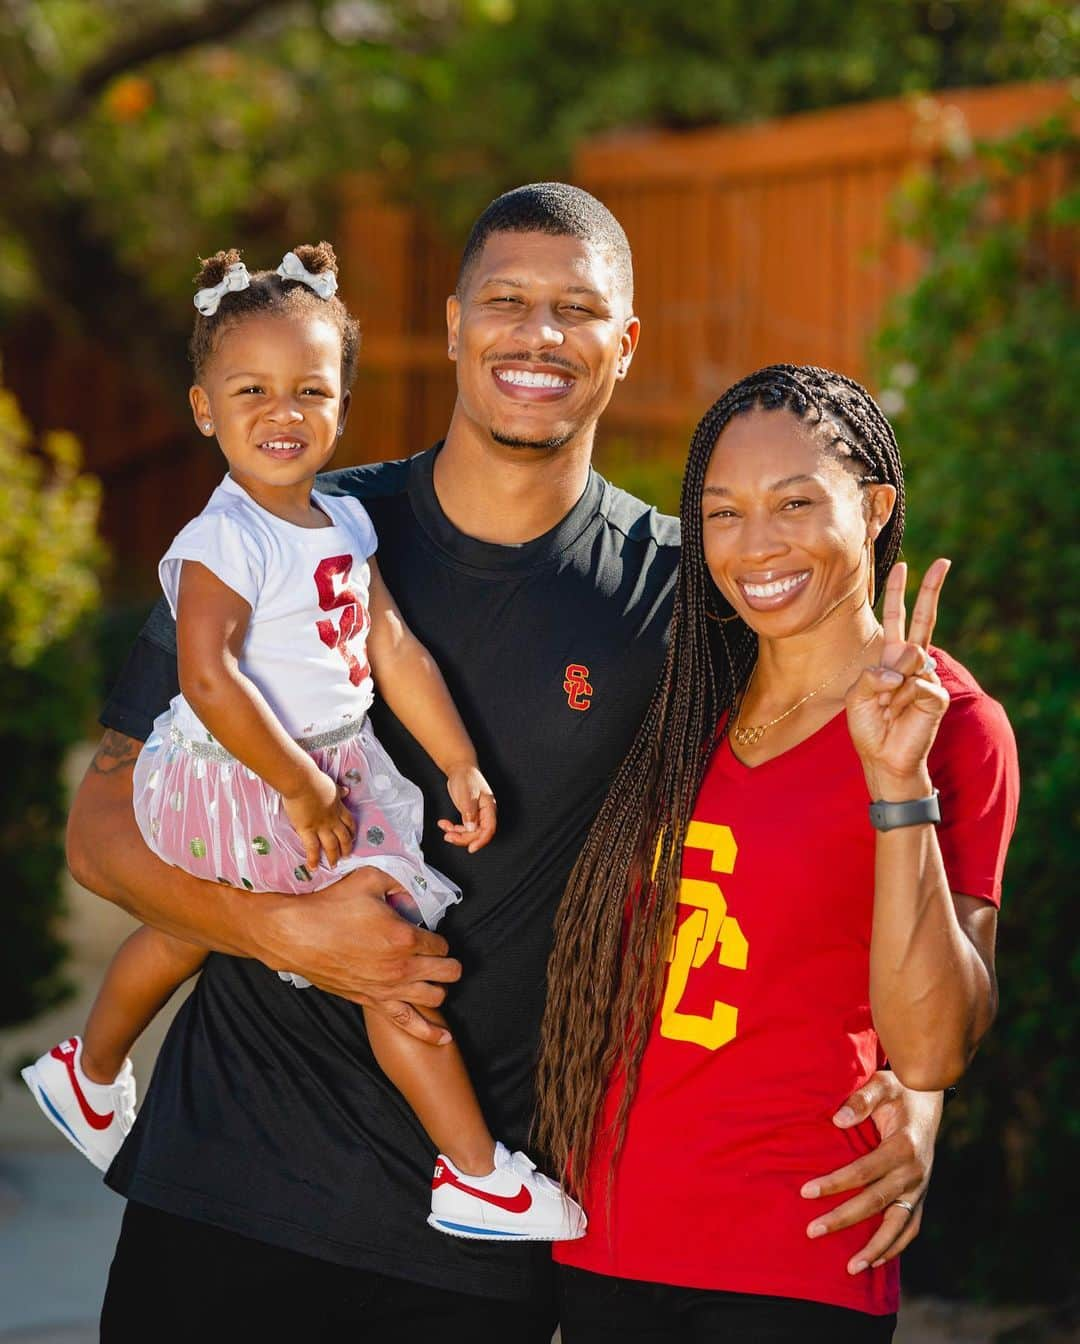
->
[203, 421, 213, 432]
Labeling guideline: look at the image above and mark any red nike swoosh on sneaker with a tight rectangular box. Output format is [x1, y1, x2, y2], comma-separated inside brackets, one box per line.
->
[50, 1040, 114, 1131]
[433, 1162, 533, 1214]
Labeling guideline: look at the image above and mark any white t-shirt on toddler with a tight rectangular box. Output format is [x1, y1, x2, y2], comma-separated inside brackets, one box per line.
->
[159, 473, 378, 740]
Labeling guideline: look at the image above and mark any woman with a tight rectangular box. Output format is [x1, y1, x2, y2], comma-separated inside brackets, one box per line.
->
[537, 365, 1019, 1341]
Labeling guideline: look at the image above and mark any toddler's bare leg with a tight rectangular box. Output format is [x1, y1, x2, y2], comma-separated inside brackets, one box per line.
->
[81, 927, 207, 1083]
[363, 1005, 496, 1176]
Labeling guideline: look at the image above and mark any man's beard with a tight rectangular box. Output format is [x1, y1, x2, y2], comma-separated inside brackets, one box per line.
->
[490, 427, 574, 451]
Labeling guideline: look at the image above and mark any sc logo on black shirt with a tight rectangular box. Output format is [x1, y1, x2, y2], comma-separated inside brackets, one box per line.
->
[563, 663, 593, 712]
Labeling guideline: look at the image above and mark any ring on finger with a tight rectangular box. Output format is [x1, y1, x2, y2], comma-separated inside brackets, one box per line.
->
[918, 653, 937, 677]
[891, 1199, 916, 1215]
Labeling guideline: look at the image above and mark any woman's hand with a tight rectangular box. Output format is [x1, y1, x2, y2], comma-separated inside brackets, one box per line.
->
[846, 559, 952, 798]
[438, 763, 497, 853]
[801, 1071, 941, 1273]
[282, 770, 357, 871]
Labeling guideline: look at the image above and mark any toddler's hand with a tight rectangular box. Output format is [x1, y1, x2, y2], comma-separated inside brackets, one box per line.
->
[438, 764, 497, 854]
[283, 770, 356, 872]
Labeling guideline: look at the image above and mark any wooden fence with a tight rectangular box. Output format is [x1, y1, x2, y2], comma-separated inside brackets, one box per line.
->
[5, 80, 1072, 589]
[336, 176, 460, 471]
[575, 80, 1075, 462]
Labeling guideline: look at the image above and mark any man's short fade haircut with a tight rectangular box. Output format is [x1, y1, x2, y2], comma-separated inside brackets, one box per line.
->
[457, 182, 634, 305]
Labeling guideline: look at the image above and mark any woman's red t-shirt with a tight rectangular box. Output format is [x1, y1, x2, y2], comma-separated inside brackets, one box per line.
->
[555, 648, 1018, 1315]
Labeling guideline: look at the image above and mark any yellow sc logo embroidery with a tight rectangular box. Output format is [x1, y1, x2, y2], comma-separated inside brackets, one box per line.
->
[660, 821, 748, 1051]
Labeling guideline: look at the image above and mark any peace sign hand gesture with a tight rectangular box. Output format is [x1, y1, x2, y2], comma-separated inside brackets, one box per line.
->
[845, 559, 952, 800]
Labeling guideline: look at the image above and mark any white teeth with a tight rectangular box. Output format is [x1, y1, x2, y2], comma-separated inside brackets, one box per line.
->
[260, 441, 303, 451]
[742, 573, 808, 598]
[495, 368, 572, 388]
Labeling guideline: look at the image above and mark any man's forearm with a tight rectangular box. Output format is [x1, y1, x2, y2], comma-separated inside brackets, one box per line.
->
[67, 731, 463, 1041]
[67, 731, 281, 964]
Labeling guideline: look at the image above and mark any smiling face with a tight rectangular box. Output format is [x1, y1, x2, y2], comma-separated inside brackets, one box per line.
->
[446, 230, 639, 454]
[189, 312, 347, 504]
[701, 407, 896, 638]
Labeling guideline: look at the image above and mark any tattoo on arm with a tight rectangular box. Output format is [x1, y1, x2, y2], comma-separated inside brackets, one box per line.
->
[91, 730, 142, 775]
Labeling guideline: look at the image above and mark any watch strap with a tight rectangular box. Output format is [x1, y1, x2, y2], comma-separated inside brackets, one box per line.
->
[869, 789, 941, 832]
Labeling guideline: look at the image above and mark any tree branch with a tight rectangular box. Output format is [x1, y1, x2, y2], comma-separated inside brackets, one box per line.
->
[52, 0, 302, 126]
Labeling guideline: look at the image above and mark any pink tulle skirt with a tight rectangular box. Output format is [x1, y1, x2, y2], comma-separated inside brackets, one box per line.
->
[132, 703, 461, 941]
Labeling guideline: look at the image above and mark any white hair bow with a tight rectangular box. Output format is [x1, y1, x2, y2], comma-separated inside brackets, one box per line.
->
[193, 261, 251, 316]
[277, 251, 338, 300]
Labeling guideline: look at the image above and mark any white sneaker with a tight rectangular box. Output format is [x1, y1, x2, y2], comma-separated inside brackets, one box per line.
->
[20, 1036, 136, 1172]
[428, 1141, 586, 1241]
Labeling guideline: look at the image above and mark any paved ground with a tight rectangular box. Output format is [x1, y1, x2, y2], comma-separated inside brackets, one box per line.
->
[0, 746, 191, 1341]
[0, 1150, 120, 1339]
[0, 891, 190, 1341]
[1, 749, 1073, 1343]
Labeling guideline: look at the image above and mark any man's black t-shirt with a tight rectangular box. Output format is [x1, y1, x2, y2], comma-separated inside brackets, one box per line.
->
[100, 446, 679, 1302]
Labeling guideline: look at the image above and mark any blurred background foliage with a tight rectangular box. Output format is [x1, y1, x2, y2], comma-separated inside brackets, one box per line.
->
[873, 119, 1079, 1305]
[0, 0, 1075, 378]
[0, 376, 103, 1027]
[0, 0, 1076, 1310]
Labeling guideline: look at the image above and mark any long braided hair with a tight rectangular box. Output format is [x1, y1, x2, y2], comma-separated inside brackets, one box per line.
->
[535, 364, 906, 1199]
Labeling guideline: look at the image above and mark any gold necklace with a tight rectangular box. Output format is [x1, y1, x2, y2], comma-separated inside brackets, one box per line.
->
[733, 627, 881, 747]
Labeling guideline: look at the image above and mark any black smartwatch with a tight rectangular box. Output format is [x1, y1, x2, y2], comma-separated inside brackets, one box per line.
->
[869, 790, 941, 832]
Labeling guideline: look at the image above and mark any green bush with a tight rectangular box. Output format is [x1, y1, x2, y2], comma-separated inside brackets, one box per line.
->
[873, 117, 1079, 1304]
[0, 378, 103, 1028]
[598, 438, 685, 517]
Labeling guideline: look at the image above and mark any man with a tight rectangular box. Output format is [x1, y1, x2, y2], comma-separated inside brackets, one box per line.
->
[68, 184, 939, 1342]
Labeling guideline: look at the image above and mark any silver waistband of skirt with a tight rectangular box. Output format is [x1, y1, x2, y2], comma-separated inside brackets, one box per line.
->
[168, 715, 365, 764]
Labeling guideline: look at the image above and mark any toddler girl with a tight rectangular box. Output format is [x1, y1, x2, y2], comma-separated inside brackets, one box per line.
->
[23, 242, 584, 1243]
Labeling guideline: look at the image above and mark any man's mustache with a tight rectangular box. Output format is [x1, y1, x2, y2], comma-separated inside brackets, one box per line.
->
[483, 351, 587, 377]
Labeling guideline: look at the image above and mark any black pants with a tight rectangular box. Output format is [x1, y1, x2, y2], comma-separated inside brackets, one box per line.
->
[101, 1202, 557, 1344]
[557, 1265, 896, 1343]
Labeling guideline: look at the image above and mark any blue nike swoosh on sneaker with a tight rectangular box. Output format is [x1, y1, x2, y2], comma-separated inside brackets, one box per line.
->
[33, 1085, 88, 1151]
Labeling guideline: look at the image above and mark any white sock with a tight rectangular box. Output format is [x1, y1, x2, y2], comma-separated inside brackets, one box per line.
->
[458, 1163, 500, 1185]
[448, 1143, 500, 1181]
[74, 1044, 123, 1097]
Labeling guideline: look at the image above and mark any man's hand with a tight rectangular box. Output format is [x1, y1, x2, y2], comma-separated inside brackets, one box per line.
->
[261, 866, 462, 1045]
[800, 1071, 942, 1274]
